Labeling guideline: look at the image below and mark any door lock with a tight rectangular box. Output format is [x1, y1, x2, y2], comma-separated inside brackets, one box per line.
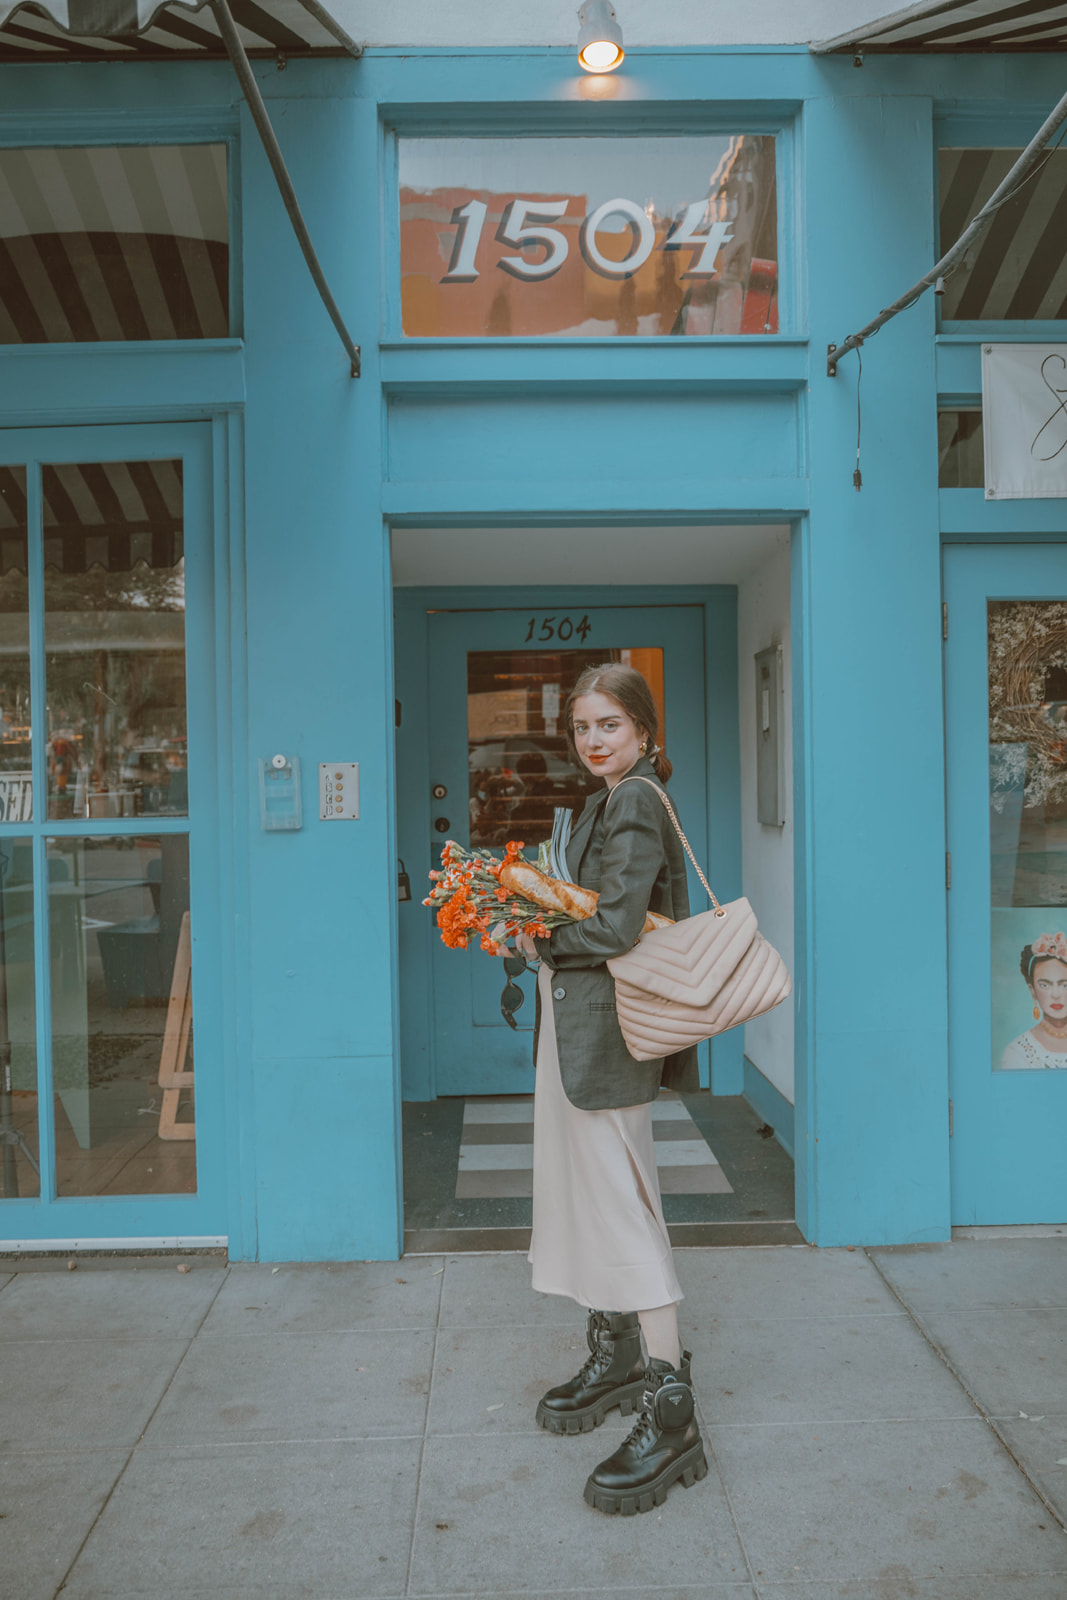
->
[432, 783, 448, 800]
[434, 817, 451, 833]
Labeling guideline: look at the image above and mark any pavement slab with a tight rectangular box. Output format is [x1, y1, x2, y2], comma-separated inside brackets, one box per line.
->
[200, 1257, 446, 1336]
[427, 1322, 606, 1435]
[408, 1428, 750, 1594]
[909, 1306, 1067, 1418]
[0, 1264, 224, 1341]
[2, 1336, 190, 1452]
[675, 1244, 902, 1322]
[57, 1438, 422, 1600]
[711, 1416, 1067, 1586]
[142, 1326, 435, 1445]
[0, 1448, 129, 1600]
[752, 1580, 1067, 1599]
[871, 1239, 1067, 1312]
[438, 1252, 577, 1329]
[692, 1311, 977, 1427]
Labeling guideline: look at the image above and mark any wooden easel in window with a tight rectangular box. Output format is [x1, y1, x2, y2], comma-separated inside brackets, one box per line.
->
[158, 911, 194, 1141]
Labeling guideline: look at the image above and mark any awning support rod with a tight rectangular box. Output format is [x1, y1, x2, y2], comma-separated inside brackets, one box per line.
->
[209, 0, 360, 378]
[290, 0, 363, 58]
[826, 85, 1067, 377]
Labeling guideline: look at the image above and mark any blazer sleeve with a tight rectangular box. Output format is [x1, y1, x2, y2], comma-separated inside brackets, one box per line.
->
[534, 782, 666, 969]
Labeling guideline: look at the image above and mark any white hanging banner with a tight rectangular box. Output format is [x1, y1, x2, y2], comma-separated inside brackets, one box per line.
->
[982, 343, 1067, 500]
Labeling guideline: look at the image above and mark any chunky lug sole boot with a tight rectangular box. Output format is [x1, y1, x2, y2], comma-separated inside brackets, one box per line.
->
[536, 1310, 646, 1436]
[583, 1351, 708, 1514]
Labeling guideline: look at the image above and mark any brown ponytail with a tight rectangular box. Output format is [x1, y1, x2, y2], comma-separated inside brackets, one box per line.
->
[564, 663, 673, 783]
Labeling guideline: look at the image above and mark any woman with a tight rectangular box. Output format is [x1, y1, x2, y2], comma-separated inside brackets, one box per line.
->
[1001, 932, 1067, 1069]
[505, 663, 707, 1515]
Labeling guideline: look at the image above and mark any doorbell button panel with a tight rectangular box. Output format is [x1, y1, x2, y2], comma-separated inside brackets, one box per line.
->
[259, 755, 302, 831]
[319, 762, 360, 820]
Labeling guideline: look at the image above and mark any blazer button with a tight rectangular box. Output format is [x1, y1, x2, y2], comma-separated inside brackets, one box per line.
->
[552, 986, 566, 1001]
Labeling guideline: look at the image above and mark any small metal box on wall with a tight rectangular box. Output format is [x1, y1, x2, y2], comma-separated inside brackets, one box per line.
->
[755, 645, 785, 826]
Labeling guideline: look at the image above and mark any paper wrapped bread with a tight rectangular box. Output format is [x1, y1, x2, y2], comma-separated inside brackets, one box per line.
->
[500, 860, 672, 933]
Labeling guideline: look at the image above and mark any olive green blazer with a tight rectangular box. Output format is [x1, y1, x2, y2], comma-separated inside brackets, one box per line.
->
[533, 755, 699, 1111]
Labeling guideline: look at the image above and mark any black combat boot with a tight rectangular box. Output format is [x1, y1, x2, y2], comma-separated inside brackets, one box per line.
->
[536, 1310, 646, 1435]
[583, 1350, 707, 1514]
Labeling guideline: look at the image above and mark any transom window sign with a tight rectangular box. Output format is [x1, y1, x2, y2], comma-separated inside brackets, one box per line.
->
[399, 134, 778, 338]
[0, 145, 229, 343]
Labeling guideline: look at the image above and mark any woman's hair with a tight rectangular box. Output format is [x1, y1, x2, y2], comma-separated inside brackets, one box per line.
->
[1020, 933, 1067, 982]
[564, 663, 673, 783]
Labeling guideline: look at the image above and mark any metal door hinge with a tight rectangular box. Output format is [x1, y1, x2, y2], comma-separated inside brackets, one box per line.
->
[948, 1098, 954, 1137]
[946, 851, 952, 890]
[942, 602, 949, 641]
[395, 699, 402, 728]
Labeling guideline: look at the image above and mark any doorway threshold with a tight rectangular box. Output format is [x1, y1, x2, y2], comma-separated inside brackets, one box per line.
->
[402, 1090, 798, 1254]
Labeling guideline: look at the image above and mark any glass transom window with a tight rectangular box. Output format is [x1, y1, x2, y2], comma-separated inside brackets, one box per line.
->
[399, 134, 778, 338]
[0, 145, 229, 343]
[939, 146, 1067, 322]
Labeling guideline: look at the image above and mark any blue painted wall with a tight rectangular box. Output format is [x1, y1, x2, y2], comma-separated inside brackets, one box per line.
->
[1, 45, 1063, 1254]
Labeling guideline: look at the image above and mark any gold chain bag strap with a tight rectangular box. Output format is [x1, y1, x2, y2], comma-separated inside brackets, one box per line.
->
[604, 776, 792, 1062]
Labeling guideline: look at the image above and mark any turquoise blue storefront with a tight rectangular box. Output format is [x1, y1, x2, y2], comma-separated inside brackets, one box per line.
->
[1, 11, 1065, 1258]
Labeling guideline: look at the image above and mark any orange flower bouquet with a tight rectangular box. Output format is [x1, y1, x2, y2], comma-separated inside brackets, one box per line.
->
[423, 839, 671, 952]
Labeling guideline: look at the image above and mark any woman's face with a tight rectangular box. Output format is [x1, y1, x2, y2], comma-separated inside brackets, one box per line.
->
[571, 691, 644, 788]
[1030, 957, 1067, 1022]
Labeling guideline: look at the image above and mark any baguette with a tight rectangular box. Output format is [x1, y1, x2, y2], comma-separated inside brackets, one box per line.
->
[499, 861, 673, 934]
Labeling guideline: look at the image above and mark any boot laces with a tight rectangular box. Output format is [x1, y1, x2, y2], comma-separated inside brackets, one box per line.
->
[575, 1318, 611, 1384]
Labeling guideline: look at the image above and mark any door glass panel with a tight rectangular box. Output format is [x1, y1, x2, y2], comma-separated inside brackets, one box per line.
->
[50, 834, 194, 1196]
[468, 646, 665, 848]
[0, 837, 38, 1198]
[0, 145, 229, 342]
[988, 600, 1067, 1070]
[44, 459, 187, 820]
[400, 134, 778, 337]
[0, 465, 32, 821]
[939, 147, 1067, 321]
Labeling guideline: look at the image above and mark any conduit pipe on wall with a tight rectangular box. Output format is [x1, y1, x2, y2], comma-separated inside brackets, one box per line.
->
[826, 85, 1067, 377]
[208, 0, 362, 377]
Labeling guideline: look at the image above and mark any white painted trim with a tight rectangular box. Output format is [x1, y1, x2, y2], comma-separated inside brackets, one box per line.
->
[0, 1236, 228, 1252]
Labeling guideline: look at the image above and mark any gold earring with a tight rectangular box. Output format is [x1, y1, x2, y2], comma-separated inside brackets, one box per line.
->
[1035, 1003, 1043, 1021]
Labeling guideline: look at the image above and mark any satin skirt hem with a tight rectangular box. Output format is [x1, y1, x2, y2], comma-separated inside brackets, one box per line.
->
[528, 964, 682, 1315]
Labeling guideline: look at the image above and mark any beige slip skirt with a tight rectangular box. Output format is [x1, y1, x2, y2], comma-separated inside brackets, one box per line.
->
[528, 962, 683, 1313]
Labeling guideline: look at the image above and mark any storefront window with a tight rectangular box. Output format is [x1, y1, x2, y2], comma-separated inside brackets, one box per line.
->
[0, 835, 38, 1198]
[938, 147, 1067, 321]
[43, 460, 187, 820]
[989, 601, 1067, 1071]
[0, 145, 229, 342]
[938, 409, 984, 488]
[400, 135, 778, 338]
[50, 835, 194, 1195]
[468, 646, 664, 847]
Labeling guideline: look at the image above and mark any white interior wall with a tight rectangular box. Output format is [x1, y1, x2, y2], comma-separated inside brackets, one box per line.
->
[335, 0, 895, 48]
[737, 531, 795, 1105]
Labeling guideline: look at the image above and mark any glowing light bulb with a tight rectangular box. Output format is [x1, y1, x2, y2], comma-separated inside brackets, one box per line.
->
[577, 2, 624, 74]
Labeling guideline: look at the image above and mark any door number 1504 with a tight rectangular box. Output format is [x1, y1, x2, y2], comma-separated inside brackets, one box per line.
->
[524, 614, 592, 642]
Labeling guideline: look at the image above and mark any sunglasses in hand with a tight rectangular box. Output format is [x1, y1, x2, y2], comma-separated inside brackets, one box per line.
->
[500, 953, 528, 1029]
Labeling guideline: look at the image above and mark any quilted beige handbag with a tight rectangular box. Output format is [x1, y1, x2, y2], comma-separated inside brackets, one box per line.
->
[605, 777, 792, 1062]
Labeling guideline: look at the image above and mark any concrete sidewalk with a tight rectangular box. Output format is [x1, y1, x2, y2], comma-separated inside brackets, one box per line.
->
[2, 1238, 1066, 1600]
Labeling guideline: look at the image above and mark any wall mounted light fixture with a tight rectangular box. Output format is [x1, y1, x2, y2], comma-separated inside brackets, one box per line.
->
[577, 0, 624, 72]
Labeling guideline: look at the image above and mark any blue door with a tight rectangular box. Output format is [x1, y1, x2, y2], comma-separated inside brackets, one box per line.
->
[945, 544, 1067, 1223]
[0, 423, 226, 1245]
[426, 603, 708, 1096]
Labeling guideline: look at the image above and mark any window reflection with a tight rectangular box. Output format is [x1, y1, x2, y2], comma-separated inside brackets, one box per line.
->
[50, 835, 194, 1196]
[939, 148, 1067, 321]
[401, 135, 778, 338]
[44, 460, 187, 821]
[0, 837, 38, 1198]
[468, 647, 665, 847]
[0, 145, 229, 343]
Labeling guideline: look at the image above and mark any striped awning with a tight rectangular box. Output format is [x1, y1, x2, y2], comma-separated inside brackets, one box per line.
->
[0, 460, 184, 574]
[0, 0, 360, 61]
[812, 0, 1067, 52]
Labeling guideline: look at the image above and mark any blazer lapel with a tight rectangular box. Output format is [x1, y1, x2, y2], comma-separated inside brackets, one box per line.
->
[565, 789, 607, 878]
